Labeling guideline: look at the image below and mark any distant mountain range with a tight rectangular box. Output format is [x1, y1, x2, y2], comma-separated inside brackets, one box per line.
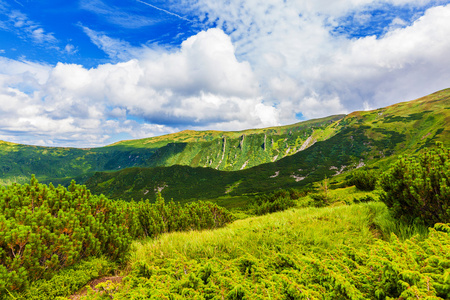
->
[1, 88, 449, 202]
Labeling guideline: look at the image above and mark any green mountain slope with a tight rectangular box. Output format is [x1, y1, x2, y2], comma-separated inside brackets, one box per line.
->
[0, 115, 342, 185]
[109, 114, 343, 170]
[85, 88, 450, 202]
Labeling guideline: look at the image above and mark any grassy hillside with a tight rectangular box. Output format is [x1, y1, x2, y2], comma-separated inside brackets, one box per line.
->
[3, 168, 449, 299]
[13, 200, 449, 299]
[113, 203, 447, 300]
[85, 88, 450, 202]
[0, 115, 342, 186]
[0, 143, 159, 186]
[112, 115, 344, 171]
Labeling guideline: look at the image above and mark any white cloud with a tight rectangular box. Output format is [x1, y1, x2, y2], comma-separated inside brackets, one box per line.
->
[64, 44, 77, 54]
[295, 95, 348, 119]
[0, 28, 276, 146]
[84, 28, 265, 128]
[177, 0, 450, 118]
[80, 25, 137, 61]
[7, 10, 57, 45]
[325, 4, 450, 108]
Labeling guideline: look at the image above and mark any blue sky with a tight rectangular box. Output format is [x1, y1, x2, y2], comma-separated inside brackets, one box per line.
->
[0, 0, 201, 66]
[1, 0, 450, 147]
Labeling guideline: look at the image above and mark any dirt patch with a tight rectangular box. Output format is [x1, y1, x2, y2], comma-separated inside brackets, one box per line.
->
[69, 276, 123, 300]
[421, 132, 432, 140]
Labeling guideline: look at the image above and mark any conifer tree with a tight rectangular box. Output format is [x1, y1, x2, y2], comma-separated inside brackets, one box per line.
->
[380, 143, 450, 225]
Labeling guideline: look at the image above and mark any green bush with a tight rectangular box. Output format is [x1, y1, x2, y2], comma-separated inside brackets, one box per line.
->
[0, 176, 132, 295]
[309, 177, 332, 207]
[379, 143, 450, 226]
[20, 257, 114, 300]
[352, 195, 375, 204]
[131, 193, 234, 237]
[309, 193, 330, 207]
[0, 177, 234, 297]
[250, 190, 297, 215]
[351, 169, 378, 191]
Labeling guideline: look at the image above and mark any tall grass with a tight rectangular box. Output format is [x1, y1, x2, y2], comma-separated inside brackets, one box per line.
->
[370, 203, 429, 240]
[78, 202, 449, 299]
[129, 202, 390, 266]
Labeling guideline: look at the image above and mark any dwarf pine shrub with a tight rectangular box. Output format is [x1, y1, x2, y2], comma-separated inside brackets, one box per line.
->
[379, 143, 450, 226]
[0, 176, 234, 297]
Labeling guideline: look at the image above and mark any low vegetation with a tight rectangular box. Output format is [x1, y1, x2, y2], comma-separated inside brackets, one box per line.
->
[350, 169, 378, 191]
[77, 204, 449, 299]
[248, 189, 302, 215]
[0, 178, 232, 297]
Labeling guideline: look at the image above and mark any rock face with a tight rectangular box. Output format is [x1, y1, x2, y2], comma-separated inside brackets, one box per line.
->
[299, 135, 316, 152]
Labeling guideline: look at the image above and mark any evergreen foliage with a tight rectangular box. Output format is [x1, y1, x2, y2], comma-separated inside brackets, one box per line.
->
[132, 193, 234, 238]
[309, 177, 333, 207]
[250, 190, 299, 215]
[22, 257, 115, 299]
[0, 177, 233, 296]
[380, 143, 450, 226]
[351, 169, 378, 191]
[80, 204, 450, 299]
[0, 176, 131, 294]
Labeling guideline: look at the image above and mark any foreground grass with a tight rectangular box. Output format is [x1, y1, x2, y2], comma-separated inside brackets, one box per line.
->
[76, 202, 449, 300]
[130, 202, 382, 263]
[11, 201, 448, 299]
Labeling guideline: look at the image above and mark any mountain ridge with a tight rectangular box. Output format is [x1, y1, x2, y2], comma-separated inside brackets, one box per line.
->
[84, 88, 450, 202]
[0, 114, 344, 185]
[1, 88, 449, 203]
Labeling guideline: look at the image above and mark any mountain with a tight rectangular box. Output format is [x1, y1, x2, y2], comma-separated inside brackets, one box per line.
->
[84, 88, 450, 202]
[1, 88, 449, 202]
[111, 115, 343, 171]
[0, 115, 342, 186]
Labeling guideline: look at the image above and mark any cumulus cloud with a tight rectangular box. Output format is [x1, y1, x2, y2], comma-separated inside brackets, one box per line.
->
[81, 28, 267, 128]
[0, 28, 276, 146]
[178, 0, 450, 119]
[325, 4, 450, 108]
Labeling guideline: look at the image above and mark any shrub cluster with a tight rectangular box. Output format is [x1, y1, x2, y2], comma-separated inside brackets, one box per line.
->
[250, 190, 298, 215]
[309, 177, 332, 207]
[83, 223, 450, 299]
[133, 194, 234, 237]
[0, 176, 130, 294]
[352, 195, 374, 204]
[380, 143, 450, 226]
[351, 169, 378, 191]
[0, 177, 233, 295]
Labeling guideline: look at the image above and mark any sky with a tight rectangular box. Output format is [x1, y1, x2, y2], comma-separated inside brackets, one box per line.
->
[1, 0, 450, 147]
